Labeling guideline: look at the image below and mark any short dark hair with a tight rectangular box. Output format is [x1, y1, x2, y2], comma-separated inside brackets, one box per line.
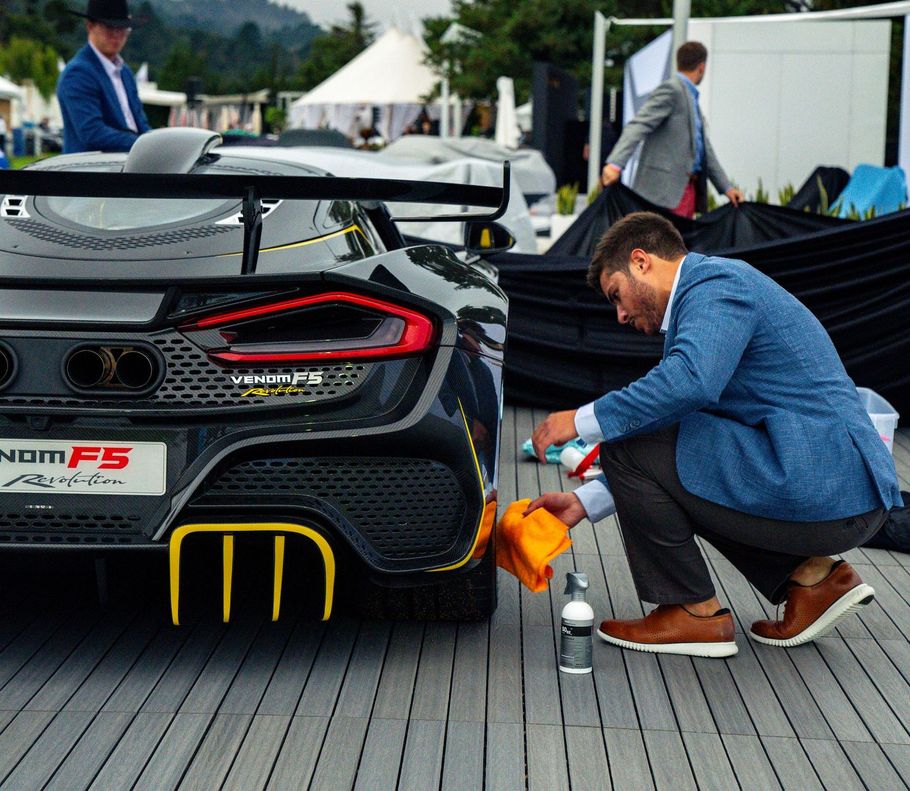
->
[676, 41, 708, 72]
[586, 212, 688, 291]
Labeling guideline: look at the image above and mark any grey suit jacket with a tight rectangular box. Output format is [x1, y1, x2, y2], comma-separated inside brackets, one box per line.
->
[606, 76, 732, 209]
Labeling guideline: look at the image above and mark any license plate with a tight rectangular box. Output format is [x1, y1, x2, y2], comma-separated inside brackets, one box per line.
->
[0, 439, 167, 496]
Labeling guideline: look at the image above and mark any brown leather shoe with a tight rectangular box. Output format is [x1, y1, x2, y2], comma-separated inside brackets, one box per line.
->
[750, 560, 875, 647]
[597, 604, 737, 658]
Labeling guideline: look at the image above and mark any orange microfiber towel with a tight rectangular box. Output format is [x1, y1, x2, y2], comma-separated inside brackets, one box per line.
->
[496, 499, 572, 592]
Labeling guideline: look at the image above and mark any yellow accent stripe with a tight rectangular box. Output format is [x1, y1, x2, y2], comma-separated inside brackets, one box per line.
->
[429, 398, 488, 572]
[273, 535, 285, 622]
[217, 224, 366, 257]
[168, 522, 334, 625]
[223, 535, 234, 623]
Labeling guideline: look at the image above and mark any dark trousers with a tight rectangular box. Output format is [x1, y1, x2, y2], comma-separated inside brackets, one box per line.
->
[600, 425, 887, 605]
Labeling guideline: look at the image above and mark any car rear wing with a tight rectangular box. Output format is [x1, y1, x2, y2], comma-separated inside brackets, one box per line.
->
[0, 163, 510, 275]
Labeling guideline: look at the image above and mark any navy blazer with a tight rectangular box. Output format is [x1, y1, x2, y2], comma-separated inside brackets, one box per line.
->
[591, 253, 901, 522]
[57, 44, 150, 154]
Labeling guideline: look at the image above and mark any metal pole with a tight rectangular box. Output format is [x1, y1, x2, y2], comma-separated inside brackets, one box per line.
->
[441, 72, 450, 139]
[672, 0, 691, 54]
[587, 11, 607, 194]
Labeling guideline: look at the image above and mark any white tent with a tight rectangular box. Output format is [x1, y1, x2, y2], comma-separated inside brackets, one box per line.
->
[289, 27, 437, 141]
[0, 76, 23, 100]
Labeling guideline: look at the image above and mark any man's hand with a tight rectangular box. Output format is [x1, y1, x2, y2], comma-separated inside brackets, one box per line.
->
[531, 409, 578, 461]
[523, 492, 587, 528]
[601, 164, 621, 187]
[725, 187, 744, 207]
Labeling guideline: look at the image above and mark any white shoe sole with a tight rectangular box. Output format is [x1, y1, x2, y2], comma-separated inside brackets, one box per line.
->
[596, 628, 738, 658]
[748, 583, 875, 647]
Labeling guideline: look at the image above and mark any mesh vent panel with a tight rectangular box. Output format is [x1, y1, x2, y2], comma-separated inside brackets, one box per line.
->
[7, 219, 234, 250]
[206, 458, 466, 559]
[0, 511, 147, 545]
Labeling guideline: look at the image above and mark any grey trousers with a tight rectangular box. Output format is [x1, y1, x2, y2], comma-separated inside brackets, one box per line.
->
[599, 425, 887, 605]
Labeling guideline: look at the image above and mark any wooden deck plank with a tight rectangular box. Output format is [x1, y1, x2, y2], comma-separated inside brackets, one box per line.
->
[131, 711, 213, 791]
[565, 725, 611, 791]
[440, 719, 485, 791]
[63, 609, 162, 712]
[397, 718, 447, 791]
[43, 711, 134, 791]
[447, 622, 488, 722]
[839, 740, 910, 790]
[642, 729, 698, 791]
[0, 607, 74, 695]
[602, 727, 654, 790]
[352, 717, 407, 791]
[0, 609, 101, 711]
[217, 619, 295, 716]
[293, 617, 359, 718]
[484, 721, 525, 791]
[23, 607, 141, 712]
[87, 711, 172, 790]
[486, 622, 523, 724]
[679, 731, 739, 791]
[761, 736, 825, 790]
[526, 722, 570, 791]
[720, 733, 782, 789]
[308, 715, 370, 791]
[334, 621, 392, 719]
[409, 622, 456, 721]
[798, 738, 866, 791]
[177, 712, 252, 790]
[0, 709, 77, 787]
[221, 714, 290, 791]
[255, 621, 324, 717]
[370, 622, 422, 721]
[522, 625, 563, 726]
[264, 715, 328, 791]
[657, 654, 718, 734]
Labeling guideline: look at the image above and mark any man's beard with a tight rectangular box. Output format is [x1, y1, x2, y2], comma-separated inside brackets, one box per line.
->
[628, 276, 662, 334]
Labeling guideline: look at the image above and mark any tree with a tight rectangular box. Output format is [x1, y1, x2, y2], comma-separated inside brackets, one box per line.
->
[0, 36, 60, 101]
[296, 2, 376, 90]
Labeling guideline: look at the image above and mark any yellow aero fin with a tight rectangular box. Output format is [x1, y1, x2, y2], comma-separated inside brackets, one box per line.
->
[168, 523, 334, 626]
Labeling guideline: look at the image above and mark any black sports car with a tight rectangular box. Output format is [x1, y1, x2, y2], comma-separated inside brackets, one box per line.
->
[0, 128, 512, 622]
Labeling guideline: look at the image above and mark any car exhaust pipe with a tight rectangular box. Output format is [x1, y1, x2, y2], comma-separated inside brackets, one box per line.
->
[65, 347, 116, 388]
[0, 343, 15, 389]
[114, 349, 155, 390]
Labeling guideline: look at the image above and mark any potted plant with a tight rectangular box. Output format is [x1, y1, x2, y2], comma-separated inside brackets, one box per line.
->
[549, 182, 580, 244]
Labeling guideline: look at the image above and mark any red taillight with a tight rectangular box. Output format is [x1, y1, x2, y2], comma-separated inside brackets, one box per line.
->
[182, 291, 436, 364]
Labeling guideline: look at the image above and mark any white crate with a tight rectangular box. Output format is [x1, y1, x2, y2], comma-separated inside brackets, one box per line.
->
[857, 387, 900, 455]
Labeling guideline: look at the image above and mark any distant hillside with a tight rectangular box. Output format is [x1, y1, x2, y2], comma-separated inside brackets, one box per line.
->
[145, 0, 320, 48]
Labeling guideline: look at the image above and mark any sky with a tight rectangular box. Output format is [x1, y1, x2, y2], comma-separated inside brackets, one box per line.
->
[279, 0, 452, 30]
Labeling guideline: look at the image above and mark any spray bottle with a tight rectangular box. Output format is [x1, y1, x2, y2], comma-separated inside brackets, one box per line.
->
[559, 571, 594, 674]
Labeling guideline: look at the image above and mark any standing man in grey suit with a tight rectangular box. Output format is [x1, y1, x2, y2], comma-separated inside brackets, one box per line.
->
[602, 42, 744, 218]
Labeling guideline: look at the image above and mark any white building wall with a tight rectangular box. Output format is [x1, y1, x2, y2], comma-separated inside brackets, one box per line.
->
[689, 19, 891, 197]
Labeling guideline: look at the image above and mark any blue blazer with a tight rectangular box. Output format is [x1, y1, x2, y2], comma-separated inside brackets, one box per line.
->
[57, 44, 150, 154]
[592, 253, 901, 522]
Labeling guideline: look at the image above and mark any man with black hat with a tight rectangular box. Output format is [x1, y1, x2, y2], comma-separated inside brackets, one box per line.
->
[57, 0, 150, 153]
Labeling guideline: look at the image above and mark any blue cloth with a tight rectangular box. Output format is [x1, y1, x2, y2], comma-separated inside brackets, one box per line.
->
[56, 44, 150, 154]
[678, 72, 704, 174]
[834, 164, 907, 218]
[522, 437, 595, 464]
[586, 253, 901, 522]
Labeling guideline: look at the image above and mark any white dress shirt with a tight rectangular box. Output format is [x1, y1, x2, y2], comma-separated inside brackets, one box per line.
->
[89, 41, 138, 133]
[572, 257, 687, 521]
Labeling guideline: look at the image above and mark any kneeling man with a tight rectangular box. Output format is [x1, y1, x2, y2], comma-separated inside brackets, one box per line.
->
[530, 212, 899, 658]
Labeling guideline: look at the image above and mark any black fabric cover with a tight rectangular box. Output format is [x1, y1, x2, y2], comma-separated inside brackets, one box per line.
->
[787, 166, 851, 213]
[493, 205, 910, 417]
[548, 183, 847, 258]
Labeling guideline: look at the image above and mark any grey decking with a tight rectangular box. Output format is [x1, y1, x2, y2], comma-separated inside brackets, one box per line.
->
[1, 407, 909, 790]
